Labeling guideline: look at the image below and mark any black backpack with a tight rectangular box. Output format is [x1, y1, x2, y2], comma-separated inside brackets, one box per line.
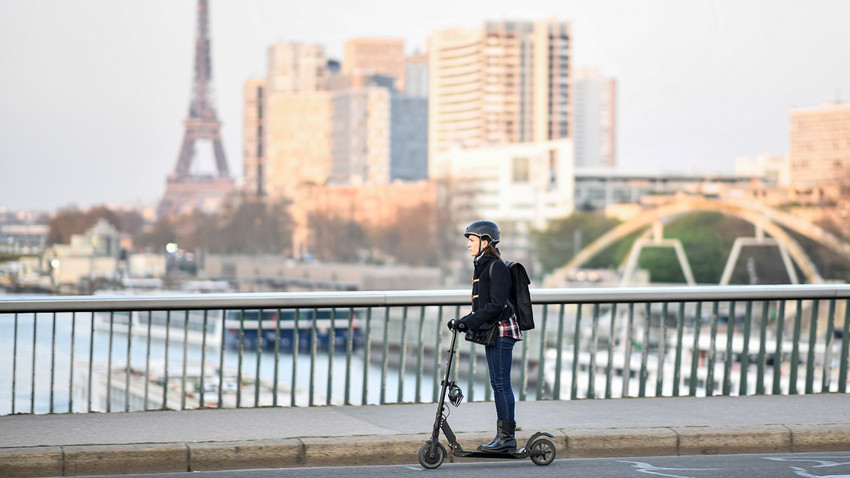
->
[489, 260, 535, 331]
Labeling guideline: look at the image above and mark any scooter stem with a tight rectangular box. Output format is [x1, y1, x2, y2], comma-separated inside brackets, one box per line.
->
[431, 328, 459, 441]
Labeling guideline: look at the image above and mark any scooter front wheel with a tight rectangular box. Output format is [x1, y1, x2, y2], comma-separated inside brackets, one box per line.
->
[418, 441, 447, 469]
[528, 438, 556, 466]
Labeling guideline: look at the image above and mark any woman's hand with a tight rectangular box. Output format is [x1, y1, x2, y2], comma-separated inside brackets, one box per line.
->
[446, 319, 469, 332]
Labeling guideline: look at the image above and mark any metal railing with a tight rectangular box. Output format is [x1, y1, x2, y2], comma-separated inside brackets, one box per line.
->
[1, 285, 849, 416]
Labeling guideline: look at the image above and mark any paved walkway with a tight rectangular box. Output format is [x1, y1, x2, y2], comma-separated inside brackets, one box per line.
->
[2, 394, 850, 476]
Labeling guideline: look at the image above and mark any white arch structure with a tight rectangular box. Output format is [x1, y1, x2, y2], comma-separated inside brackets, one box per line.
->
[545, 198, 850, 287]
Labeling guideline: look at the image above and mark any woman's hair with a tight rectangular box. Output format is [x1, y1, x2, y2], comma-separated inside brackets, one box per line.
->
[482, 241, 501, 259]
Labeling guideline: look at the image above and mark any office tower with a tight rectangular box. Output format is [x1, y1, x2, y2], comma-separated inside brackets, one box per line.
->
[242, 78, 266, 198]
[264, 91, 332, 199]
[330, 85, 392, 185]
[267, 43, 328, 95]
[573, 67, 616, 168]
[789, 101, 850, 187]
[404, 53, 429, 98]
[343, 38, 406, 91]
[428, 19, 572, 176]
[391, 94, 428, 181]
[259, 43, 332, 199]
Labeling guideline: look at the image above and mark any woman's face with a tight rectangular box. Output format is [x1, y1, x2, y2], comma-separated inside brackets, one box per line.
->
[467, 235, 489, 256]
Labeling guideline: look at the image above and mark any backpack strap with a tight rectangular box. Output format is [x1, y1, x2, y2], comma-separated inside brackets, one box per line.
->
[489, 259, 515, 317]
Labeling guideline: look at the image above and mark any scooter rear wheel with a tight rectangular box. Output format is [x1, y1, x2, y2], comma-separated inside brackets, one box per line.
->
[418, 441, 447, 469]
[528, 438, 556, 466]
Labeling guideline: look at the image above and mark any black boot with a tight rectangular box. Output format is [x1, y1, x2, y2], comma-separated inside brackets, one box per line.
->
[479, 420, 516, 453]
[477, 420, 503, 451]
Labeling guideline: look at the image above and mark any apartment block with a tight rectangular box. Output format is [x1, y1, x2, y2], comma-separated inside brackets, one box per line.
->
[242, 78, 266, 197]
[428, 19, 572, 177]
[789, 101, 850, 187]
[343, 38, 406, 91]
[330, 85, 392, 185]
[267, 42, 328, 95]
[573, 67, 616, 168]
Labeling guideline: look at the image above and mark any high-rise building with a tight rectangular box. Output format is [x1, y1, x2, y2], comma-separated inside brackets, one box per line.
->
[404, 53, 429, 98]
[242, 78, 266, 198]
[267, 43, 328, 95]
[428, 19, 572, 177]
[343, 38, 406, 91]
[264, 91, 332, 199]
[245, 40, 428, 202]
[391, 94, 428, 181]
[573, 67, 616, 168]
[257, 43, 332, 199]
[789, 101, 850, 187]
[330, 85, 392, 185]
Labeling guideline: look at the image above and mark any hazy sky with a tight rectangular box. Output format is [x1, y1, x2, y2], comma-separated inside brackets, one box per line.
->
[1, 0, 848, 212]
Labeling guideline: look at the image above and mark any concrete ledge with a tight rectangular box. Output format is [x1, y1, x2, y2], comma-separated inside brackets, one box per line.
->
[63, 443, 188, 476]
[301, 435, 424, 466]
[0, 446, 63, 478]
[787, 424, 850, 452]
[674, 425, 791, 455]
[564, 427, 679, 458]
[189, 439, 304, 471]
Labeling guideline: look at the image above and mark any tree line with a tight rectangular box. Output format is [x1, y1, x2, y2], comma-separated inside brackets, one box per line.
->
[44, 202, 850, 284]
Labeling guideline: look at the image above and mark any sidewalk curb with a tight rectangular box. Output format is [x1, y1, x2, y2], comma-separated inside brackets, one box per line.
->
[3, 423, 850, 476]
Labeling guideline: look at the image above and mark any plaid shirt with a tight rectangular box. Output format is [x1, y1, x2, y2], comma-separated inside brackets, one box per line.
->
[498, 310, 523, 341]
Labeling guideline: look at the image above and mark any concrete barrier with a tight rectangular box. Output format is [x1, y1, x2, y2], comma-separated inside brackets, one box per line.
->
[0, 447, 63, 478]
[62, 444, 188, 476]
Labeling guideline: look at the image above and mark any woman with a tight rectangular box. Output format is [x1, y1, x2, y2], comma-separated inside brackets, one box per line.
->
[448, 220, 522, 453]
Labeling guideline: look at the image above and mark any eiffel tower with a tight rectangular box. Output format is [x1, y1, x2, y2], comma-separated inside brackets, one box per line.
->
[157, 0, 234, 217]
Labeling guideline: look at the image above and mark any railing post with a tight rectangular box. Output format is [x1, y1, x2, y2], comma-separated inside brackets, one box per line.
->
[362, 307, 372, 405]
[739, 301, 754, 396]
[588, 303, 599, 399]
[536, 304, 549, 399]
[822, 299, 836, 393]
[790, 299, 803, 395]
[415, 306, 425, 404]
[673, 302, 685, 397]
[706, 301, 719, 398]
[553, 303, 565, 400]
[722, 301, 736, 396]
[639, 302, 651, 398]
[839, 300, 850, 393]
[624, 303, 635, 397]
[397, 306, 408, 403]
[805, 300, 819, 394]
[607, 303, 619, 399]
[570, 303, 583, 400]
[772, 300, 786, 395]
[125, 311, 133, 412]
[292, 308, 300, 407]
[756, 301, 769, 395]
[655, 302, 668, 397]
[50, 312, 56, 413]
[327, 308, 335, 406]
[688, 302, 702, 397]
[345, 306, 355, 405]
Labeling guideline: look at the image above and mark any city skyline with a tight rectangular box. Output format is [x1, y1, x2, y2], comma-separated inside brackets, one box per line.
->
[1, 0, 849, 212]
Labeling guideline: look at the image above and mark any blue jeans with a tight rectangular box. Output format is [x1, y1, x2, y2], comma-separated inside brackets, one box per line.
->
[485, 337, 516, 422]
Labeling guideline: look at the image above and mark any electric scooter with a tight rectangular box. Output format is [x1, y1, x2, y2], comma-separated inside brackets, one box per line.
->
[417, 327, 556, 469]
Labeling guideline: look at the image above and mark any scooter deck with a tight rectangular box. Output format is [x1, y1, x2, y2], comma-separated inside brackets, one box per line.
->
[452, 448, 528, 460]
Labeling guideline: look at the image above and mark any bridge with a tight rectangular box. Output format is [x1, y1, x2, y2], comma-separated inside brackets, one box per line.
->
[544, 197, 850, 287]
[2, 285, 850, 474]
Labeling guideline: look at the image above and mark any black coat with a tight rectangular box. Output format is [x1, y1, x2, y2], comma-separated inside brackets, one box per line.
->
[461, 254, 511, 331]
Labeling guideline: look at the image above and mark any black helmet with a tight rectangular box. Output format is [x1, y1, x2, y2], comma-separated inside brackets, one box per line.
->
[464, 220, 500, 244]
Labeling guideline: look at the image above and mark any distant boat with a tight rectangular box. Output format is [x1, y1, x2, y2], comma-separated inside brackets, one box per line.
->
[75, 361, 339, 412]
[223, 309, 363, 351]
[93, 309, 224, 348]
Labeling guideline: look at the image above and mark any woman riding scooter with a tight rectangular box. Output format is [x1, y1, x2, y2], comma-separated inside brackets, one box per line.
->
[448, 220, 522, 453]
